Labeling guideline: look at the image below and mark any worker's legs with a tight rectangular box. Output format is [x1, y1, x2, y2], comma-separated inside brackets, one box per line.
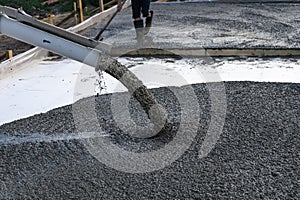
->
[141, 0, 150, 18]
[140, 0, 152, 35]
[131, 0, 142, 20]
[131, 0, 143, 45]
[133, 19, 144, 46]
[131, 0, 152, 45]
[132, 0, 151, 20]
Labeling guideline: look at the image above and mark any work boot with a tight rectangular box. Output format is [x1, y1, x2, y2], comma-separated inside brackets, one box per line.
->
[145, 10, 153, 35]
[133, 19, 144, 47]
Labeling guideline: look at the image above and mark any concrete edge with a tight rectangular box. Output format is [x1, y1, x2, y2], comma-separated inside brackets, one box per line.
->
[111, 47, 300, 57]
[0, 0, 132, 80]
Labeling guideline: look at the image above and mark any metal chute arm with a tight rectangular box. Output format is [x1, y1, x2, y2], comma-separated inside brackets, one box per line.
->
[0, 6, 111, 53]
[0, 13, 101, 67]
[0, 6, 167, 138]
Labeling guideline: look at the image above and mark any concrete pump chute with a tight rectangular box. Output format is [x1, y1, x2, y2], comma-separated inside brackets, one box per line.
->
[0, 6, 168, 138]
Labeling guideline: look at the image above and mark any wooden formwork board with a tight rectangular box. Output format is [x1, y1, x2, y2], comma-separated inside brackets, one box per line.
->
[206, 49, 265, 57]
[110, 48, 205, 57]
[263, 49, 300, 57]
[110, 47, 300, 57]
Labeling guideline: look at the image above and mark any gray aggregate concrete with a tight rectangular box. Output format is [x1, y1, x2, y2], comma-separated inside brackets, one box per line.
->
[97, 55, 168, 138]
[0, 81, 299, 199]
[84, 2, 300, 49]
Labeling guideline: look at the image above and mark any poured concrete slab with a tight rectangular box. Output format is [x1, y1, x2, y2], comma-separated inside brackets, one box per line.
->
[84, 2, 300, 49]
[0, 82, 299, 198]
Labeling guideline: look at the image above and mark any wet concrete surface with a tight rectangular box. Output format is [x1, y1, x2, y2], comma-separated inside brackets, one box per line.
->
[0, 81, 299, 198]
[84, 2, 300, 49]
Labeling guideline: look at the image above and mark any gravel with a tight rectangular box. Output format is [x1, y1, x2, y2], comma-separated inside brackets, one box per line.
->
[0, 81, 299, 199]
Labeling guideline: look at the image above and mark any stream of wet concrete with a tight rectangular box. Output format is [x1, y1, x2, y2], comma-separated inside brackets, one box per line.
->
[95, 55, 168, 138]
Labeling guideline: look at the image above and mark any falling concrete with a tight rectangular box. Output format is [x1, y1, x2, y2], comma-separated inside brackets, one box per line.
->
[97, 55, 168, 138]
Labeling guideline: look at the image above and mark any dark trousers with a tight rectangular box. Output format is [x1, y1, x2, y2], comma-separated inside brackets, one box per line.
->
[131, 0, 150, 19]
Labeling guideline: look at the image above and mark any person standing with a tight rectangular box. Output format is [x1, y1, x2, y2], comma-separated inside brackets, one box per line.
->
[117, 0, 153, 45]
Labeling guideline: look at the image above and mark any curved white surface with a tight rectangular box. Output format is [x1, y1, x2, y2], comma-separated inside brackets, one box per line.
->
[0, 56, 299, 125]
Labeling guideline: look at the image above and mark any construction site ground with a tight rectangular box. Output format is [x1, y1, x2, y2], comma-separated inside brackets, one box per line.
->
[84, 2, 300, 49]
[0, 2, 299, 199]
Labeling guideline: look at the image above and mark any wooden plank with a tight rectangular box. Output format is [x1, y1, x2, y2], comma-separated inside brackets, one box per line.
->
[73, 2, 78, 25]
[99, 0, 104, 12]
[170, 49, 206, 57]
[78, 0, 84, 23]
[206, 49, 264, 57]
[8, 50, 13, 59]
[110, 47, 300, 57]
[263, 49, 300, 56]
[48, 14, 54, 24]
[111, 48, 170, 57]
[111, 48, 206, 57]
